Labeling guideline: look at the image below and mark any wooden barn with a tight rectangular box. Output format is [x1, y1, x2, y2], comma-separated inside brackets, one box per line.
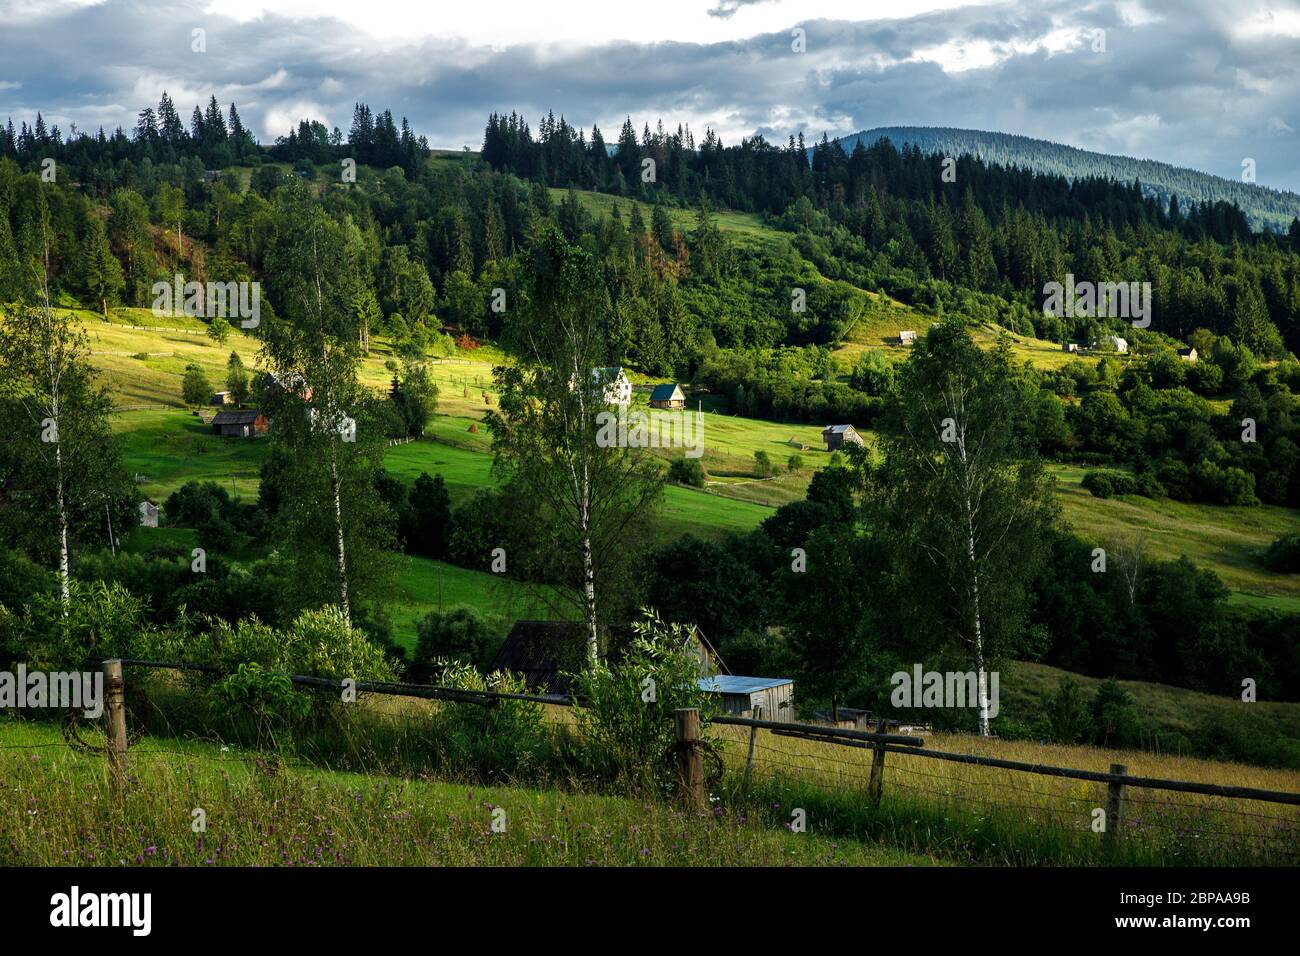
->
[487, 621, 591, 696]
[489, 620, 722, 696]
[649, 383, 686, 410]
[211, 390, 234, 406]
[211, 409, 267, 438]
[697, 675, 794, 720]
[898, 330, 917, 344]
[822, 423, 864, 451]
[137, 500, 159, 528]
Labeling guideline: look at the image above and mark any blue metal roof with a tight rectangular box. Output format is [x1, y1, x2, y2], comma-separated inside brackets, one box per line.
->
[697, 675, 792, 694]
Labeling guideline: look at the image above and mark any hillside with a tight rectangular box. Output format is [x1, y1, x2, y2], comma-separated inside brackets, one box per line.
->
[839, 126, 1300, 232]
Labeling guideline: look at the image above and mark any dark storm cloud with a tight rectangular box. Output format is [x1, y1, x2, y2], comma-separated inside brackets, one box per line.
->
[1, 0, 1297, 190]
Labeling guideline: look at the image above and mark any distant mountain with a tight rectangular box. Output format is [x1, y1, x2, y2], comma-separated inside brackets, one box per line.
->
[836, 126, 1300, 233]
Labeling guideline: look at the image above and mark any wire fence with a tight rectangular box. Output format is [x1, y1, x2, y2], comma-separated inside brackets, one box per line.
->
[3, 657, 1297, 863]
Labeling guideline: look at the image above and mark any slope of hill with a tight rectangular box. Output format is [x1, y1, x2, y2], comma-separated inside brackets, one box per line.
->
[838, 126, 1300, 232]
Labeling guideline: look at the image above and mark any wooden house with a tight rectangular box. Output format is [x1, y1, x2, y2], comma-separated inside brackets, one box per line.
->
[211, 409, 267, 438]
[211, 391, 234, 406]
[898, 330, 918, 344]
[138, 500, 159, 528]
[1178, 347, 1198, 363]
[649, 383, 686, 410]
[1062, 342, 1079, 353]
[263, 370, 313, 403]
[822, 423, 864, 451]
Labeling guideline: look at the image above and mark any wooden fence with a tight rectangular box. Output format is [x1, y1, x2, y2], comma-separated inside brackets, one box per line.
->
[89, 658, 1300, 856]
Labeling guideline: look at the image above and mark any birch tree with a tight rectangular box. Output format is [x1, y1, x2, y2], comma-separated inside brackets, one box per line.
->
[0, 215, 130, 612]
[871, 320, 1056, 735]
[487, 226, 662, 665]
[259, 186, 395, 624]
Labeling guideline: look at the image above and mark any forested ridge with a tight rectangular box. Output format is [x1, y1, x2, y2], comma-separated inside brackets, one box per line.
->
[839, 126, 1300, 232]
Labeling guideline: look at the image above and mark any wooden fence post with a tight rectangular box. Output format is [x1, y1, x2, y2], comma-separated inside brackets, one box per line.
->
[675, 708, 705, 813]
[742, 705, 762, 797]
[868, 718, 887, 806]
[1104, 762, 1127, 852]
[103, 659, 128, 793]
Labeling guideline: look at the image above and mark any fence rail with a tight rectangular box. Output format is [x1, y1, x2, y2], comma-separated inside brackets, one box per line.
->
[55, 658, 1300, 856]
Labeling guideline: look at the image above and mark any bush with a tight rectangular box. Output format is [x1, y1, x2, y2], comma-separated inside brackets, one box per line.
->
[668, 456, 706, 488]
[753, 450, 774, 478]
[570, 609, 716, 793]
[410, 606, 498, 679]
[428, 660, 550, 780]
[787, 454, 803, 473]
[1263, 534, 1300, 573]
[1082, 470, 1136, 498]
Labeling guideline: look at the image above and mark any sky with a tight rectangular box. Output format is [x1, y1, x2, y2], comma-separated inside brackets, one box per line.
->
[1, 0, 1299, 190]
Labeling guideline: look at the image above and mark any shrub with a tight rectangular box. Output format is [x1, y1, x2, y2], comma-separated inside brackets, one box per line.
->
[570, 609, 717, 793]
[410, 606, 498, 679]
[1081, 470, 1137, 498]
[1263, 534, 1300, 573]
[668, 456, 706, 488]
[428, 660, 550, 780]
[753, 450, 774, 478]
[787, 454, 803, 473]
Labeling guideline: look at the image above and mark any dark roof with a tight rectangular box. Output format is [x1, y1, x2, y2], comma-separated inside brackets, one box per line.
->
[823, 424, 857, 435]
[650, 383, 684, 401]
[212, 409, 263, 426]
[487, 621, 589, 695]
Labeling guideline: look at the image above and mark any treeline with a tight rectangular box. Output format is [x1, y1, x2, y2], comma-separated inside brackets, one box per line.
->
[0, 94, 430, 195]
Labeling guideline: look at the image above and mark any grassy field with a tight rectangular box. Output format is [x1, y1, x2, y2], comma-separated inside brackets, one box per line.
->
[1004, 659, 1300, 748]
[1050, 464, 1300, 601]
[389, 557, 562, 651]
[0, 718, 927, 867]
[549, 187, 774, 244]
[67, 297, 1300, 613]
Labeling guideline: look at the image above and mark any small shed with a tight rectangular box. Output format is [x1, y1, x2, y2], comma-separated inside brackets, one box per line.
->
[698, 675, 794, 719]
[1062, 342, 1079, 353]
[822, 423, 864, 451]
[138, 500, 159, 528]
[1178, 347, 1198, 363]
[212, 390, 234, 406]
[649, 383, 686, 410]
[898, 330, 917, 344]
[211, 409, 267, 438]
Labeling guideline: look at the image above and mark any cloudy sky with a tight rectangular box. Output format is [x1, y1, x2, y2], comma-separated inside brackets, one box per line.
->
[2, 0, 1299, 189]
